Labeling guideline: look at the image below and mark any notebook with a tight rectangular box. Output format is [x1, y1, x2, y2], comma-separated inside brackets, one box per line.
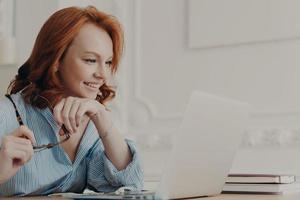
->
[226, 174, 296, 184]
[223, 182, 300, 194]
[63, 90, 250, 199]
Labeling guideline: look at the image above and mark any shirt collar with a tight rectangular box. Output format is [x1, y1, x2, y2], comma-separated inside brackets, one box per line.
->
[37, 105, 99, 166]
[38, 106, 61, 134]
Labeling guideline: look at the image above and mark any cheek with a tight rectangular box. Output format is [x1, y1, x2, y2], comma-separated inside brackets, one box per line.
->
[66, 62, 90, 82]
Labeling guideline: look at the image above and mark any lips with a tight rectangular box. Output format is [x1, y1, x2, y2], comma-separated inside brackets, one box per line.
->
[83, 81, 101, 89]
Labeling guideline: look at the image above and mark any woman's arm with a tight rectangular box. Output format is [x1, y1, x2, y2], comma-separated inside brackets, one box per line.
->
[53, 97, 144, 191]
[86, 138, 144, 192]
[0, 98, 36, 184]
[90, 112, 132, 170]
[53, 97, 132, 170]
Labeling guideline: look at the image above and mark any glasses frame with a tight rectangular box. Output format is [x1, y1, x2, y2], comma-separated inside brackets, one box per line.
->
[5, 94, 70, 152]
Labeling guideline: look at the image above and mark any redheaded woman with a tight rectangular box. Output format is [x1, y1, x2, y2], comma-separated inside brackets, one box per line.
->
[0, 6, 143, 196]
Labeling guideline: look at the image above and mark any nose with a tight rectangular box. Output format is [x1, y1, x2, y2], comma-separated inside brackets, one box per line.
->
[94, 64, 106, 79]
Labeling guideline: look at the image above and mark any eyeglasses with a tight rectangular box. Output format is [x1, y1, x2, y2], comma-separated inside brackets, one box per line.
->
[5, 93, 70, 153]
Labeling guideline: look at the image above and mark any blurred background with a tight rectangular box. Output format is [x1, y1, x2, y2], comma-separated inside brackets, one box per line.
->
[1, 0, 300, 182]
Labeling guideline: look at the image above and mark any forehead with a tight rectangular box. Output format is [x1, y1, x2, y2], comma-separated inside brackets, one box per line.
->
[69, 23, 113, 58]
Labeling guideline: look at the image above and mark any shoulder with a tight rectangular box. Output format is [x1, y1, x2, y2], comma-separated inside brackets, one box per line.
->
[0, 95, 15, 120]
[1, 92, 28, 115]
[0, 92, 27, 136]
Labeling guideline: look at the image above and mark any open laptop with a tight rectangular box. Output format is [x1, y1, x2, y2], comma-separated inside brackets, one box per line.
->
[69, 90, 250, 199]
[155, 90, 250, 199]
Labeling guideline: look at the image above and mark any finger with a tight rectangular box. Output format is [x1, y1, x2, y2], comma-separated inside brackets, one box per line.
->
[62, 97, 75, 133]
[11, 142, 34, 157]
[4, 144, 33, 164]
[77, 103, 88, 123]
[6, 135, 33, 146]
[59, 125, 68, 136]
[10, 151, 27, 166]
[3, 139, 34, 154]
[11, 149, 32, 165]
[11, 126, 36, 145]
[69, 99, 81, 132]
[53, 98, 65, 125]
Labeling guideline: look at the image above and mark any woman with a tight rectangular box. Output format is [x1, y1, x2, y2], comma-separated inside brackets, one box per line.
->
[0, 6, 143, 196]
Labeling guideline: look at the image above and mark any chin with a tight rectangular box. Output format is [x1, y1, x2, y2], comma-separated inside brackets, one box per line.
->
[81, 91, 98, 99]
[75, 86, 98, 99]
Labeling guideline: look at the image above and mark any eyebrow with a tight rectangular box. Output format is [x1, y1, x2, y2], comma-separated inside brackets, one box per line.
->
[83, 51, 113, 60]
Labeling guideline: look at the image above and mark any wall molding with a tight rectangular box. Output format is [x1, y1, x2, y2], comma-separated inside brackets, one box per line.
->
[188, 0, 300, 49]
[129, 0, 182, 128]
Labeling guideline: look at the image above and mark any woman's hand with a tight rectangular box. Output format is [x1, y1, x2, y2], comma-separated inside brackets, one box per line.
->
[53, 97, 131, 170]
[53, 97, 112, 136]
[0, 126, 36, 184]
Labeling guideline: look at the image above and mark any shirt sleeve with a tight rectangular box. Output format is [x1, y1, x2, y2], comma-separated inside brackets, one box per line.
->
[86, 138, 144, 192]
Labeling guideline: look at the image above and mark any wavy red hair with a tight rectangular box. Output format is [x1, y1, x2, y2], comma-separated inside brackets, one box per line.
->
[8, 6, 123, 109]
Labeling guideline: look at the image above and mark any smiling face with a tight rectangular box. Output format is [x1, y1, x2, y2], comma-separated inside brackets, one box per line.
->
[58, 23, 113, 99]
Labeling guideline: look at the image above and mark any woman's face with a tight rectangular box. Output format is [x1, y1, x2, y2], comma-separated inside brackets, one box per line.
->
[58, 23, 113, 99]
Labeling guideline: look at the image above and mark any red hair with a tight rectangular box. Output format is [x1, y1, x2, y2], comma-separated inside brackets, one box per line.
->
[8, 6, 123, 109]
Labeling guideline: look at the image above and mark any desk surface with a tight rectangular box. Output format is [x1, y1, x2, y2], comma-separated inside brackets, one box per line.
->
[1, 193, 300, 200]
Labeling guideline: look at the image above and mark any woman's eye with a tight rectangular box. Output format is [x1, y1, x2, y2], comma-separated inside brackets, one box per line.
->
[84, 58, 96, 63]
[105, 61, 112, 67]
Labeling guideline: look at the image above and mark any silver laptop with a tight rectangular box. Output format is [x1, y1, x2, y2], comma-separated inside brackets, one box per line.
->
[156, 90, 250, 199]
[71, 90, 250, 199]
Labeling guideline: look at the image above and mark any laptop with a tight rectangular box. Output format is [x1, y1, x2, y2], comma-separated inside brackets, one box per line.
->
[69, 90, 250, 199]
[155, 90, 250, 199]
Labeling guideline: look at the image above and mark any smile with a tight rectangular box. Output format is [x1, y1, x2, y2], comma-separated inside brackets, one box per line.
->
[83, 82, 101, 90]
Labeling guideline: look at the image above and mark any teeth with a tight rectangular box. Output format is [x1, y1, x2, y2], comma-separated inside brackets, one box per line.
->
[85, 82, 99, 88]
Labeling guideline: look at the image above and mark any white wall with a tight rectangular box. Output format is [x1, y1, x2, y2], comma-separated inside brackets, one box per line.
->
[127, 0, 300, 179]
[1, 0, 300, 180]
[0, 0, 58, 97]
